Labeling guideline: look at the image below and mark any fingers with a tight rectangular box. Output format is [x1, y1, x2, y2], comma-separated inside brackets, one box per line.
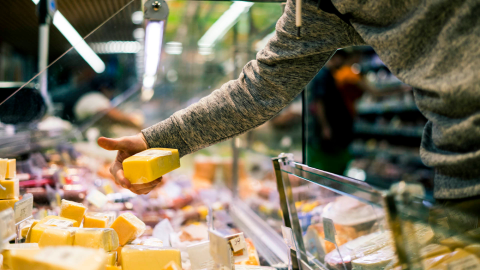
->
[110, 161, 131, 189]
[129, 178, 163, 195]
[98, 137, 125, 151]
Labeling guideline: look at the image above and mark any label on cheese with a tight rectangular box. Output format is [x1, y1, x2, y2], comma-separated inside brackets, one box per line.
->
[134, 149, 172, 157]
[448, 255, 480, 270]
[44, 218, 74, 227]
[230, 234, 246, 252]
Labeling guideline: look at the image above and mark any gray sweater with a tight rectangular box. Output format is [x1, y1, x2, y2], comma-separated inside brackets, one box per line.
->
[143, 0, 480, 199]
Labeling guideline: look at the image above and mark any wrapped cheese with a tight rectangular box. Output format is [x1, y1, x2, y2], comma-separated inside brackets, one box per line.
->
[110, 213, 145, 246]
[121, 245, 181, 270]
[59, 199, 87, 225]
[74, 228, 119, 252]
[123, 148, 180, 184]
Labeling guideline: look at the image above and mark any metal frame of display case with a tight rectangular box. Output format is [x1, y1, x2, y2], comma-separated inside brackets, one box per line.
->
[272, 153, 413, 270]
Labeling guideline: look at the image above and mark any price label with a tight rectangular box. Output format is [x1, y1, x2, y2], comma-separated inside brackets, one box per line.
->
[323, 218, 336, 244]
[209, 230, 233, 269]
[229, 234, 246, 252]
[0, 208, 16, 242]
[14, 193, 33, 224]
[448, 255, 480, 270]
[281, 225, 296, 251]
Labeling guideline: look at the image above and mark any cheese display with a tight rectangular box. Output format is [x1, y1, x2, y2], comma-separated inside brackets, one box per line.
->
[38, 227, 77, 247]
[0, 178, 19, 199]
[123, 148, 180, 184]
[110, 213, 146, 246]
[106, 251, 117, 266]
[420, 244, 451, 259]
[2, 243, 39, 270]
[59, 199, 87, 225]
[5, 159, 15, 179]
[74, 228, 119, 252]
[83, 212, 109, 228]
[121, 245, 181, 270]
[0, 197, 19, 211]
[30, 216, 78, 243]
[9, 246, 107, 270]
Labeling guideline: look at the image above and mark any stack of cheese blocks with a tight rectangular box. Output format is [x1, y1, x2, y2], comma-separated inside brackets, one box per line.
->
[0, 159, 19, 212]
[2, 199, 183, 270]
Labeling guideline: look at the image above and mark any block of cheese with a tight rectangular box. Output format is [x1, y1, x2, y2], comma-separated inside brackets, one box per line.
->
[422, 249, 472, 270]
[30, 216, 78, 243]
[420, 244, 451, 259]
[0, 159, 7, 180]
[465, 244, 480, 257]
[123, 148, 180, 184]
[1, 243, 39, 270]
[0, 197, 19, 211]
[106, 266, 122, 270]
[110, 213, 146, 246]
[5, 159, 15, 179]
[59, 199, 87, 225]
[351, 246, 397, 270]
[74, 228, 119, 252]
[84, 212, 109, 228]
[106, 251, 117, 266]
[21, 219, 39, 238]
[121, 245, 181, 270]
[25, 220, 40, 243]
[162, 261, 182, 270]
[38, 227, 76, 247]
[10, 246, 106, 270]
[0, 178, 19, 199]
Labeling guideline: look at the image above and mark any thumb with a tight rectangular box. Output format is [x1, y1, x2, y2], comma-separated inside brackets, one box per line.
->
[98, 137, 126, 151]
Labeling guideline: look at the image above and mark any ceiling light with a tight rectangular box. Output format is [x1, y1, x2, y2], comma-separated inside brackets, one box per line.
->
[131, 11, 144, 24]
[144, 21, 164, 77]
[89, 41, 141, 54]
[165, 42, 182, 55]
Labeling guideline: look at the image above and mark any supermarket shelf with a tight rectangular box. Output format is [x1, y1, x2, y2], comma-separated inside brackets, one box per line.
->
[357, 102, 419, 115]
[354, 123, 423, 138]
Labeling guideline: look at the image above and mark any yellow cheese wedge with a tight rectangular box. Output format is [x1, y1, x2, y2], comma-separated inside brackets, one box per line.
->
[5, 159, 16, 179]
[0, 178, 19, 200]
[84, 212, 109, 228]
[110, 213, 146, 246]
[74, 228, 119, 252]
[30, 216, 78, 243]
[465, 244, 480, 257]
[25, 220, 40, 243]
[106, 251, 117, 266]
[0, 159, 8, 180]
[421, 244, 451, 259]
[123, 148, 180, 184]
[59, 199, 87, 225]
[38, 227, 76, 247]
[1, 243, 39, 270]
[121, 245, 182, 270]
[0, 197, 19, 211]
[10, 246, 106, 270]
[162, 261, 182, 270]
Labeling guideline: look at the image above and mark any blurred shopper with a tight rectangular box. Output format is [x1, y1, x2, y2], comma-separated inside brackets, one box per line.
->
[98, 0, 479, 215]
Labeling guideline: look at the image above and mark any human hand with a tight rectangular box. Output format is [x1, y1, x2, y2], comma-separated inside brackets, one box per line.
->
[97, 133, 162, 195]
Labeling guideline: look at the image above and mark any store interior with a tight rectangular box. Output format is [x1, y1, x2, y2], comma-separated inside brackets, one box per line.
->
[0, 0, 477, 270]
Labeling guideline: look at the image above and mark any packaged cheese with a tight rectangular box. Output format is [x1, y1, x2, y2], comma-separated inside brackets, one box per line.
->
[123, 148, 180, 184]
[420, 244, 451, 259]
[5, 159, 15, 179]
[0, 197, 19, 211]
[1, 243, 39, 270]
[38, 227, 77, 247]
[110, 213, 146, 246]
[121, 245, 181, 270]
[10, 246, 107, 270]
[106, 251, 117, 266]
[84, 212, 109, 228]
[74, 228, 119, 252]
[25, 220, 40, 243]
[0, 159, 7, 180]
[30, 216, 78, 243]
[0, 178, 19, 199]
[59, 199, 87, 225]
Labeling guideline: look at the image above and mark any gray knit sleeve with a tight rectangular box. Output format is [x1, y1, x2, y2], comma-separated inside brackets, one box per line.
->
[142, 0, 357, 157]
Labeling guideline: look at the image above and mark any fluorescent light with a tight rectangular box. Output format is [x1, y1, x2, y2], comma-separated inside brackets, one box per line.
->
[255, 31, 275, 51]
[53, 12, 105, 73]
[32, 0, 40, 4]
[144, 21, 164, 77]
[198, 2, 253, 54]
[143, 75, 155, 88]
[131, 11, 143, 25]
[165, 42, 182, 55]
[89, 41, 141, 54]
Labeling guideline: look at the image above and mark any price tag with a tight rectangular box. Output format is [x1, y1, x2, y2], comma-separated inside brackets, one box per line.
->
[448, 255, 480, 270]
[229, 234, 246, 253]
[14, 193, 33, 224]
[86, 188, 108, 208]
[281, 225, 296, 251]
[323, 218, 336, 244]
[209, 230, 234, 270]
[0, 208, 16, 242]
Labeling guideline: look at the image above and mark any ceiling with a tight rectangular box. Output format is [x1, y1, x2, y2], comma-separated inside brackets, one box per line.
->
[0, 0, 141, 59]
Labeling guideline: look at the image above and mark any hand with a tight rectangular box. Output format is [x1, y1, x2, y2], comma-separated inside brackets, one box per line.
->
[98, 133, 162, 195]
[322, 126, 332, 140]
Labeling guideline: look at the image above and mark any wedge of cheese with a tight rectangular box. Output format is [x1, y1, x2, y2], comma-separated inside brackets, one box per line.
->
[106, 251, 117, 266]
[84, 212, 109, 228]
[121, 245, 181, 270]
[59, 199, 87, 225]
[0, 197, 19, 211]
[123, 148, 180, 184]
[420, 244, 451, 259]
[110, 213, 146, 246]
[1, 243, 39, 270]
[38, 227, 76, 247]
[0, 178, 19, 200]
[10, 246, 106, 270]
[74, 228, 119, 252]
[30, 216, 78, 243]
[5, 159, 15, 179]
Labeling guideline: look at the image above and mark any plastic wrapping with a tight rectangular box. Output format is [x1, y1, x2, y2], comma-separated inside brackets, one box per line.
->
[74, 228, 120, 252]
